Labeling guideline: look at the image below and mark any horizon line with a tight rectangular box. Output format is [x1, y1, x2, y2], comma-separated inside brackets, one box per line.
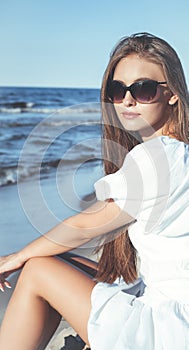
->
[0, 84, 100, 90]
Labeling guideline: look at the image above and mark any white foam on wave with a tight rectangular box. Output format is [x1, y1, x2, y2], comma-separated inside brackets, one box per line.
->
[0, 108, 22, 114]
[0, 104, 101, 115]
[0, 168, 17, 186]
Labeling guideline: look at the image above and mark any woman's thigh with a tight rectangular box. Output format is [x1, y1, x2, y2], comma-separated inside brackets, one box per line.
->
[18, 256, 96, 344]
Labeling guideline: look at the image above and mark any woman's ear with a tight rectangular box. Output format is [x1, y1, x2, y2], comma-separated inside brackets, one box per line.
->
[168, 94, 179, 105]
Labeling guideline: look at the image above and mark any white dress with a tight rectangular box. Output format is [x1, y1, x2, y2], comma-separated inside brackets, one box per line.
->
[87, 136, 189, 350]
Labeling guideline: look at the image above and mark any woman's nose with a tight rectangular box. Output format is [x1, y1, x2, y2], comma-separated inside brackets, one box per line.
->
[122, 91, 136, 106]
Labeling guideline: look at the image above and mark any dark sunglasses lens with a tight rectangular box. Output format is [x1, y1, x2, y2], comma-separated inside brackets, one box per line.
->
[108, 81, 126, 103]
[133, 80, 158, 102]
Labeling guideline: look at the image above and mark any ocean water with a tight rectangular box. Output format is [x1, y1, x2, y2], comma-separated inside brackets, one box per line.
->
[0, 86, 102, 187]
[0, 86, 104, 253]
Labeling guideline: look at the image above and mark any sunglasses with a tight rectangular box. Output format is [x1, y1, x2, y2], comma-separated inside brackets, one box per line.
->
[107, 79, 167, 104]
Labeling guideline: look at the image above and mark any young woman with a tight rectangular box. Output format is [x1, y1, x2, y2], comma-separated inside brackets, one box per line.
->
[0, 32, 188, 350]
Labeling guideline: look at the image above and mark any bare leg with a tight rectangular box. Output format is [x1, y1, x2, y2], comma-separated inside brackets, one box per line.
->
[0, 256, 96, 350]
[38, 306, 62, 350]
[41, 252, 98, 348]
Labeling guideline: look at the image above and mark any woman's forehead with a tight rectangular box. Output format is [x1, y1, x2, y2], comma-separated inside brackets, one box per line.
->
[113, 55, 165, 83]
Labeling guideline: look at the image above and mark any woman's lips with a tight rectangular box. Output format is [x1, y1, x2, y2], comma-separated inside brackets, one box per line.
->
[121, 112, 140, 120]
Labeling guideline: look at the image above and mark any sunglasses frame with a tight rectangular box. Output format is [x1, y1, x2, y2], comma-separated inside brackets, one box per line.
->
[107, 79, 167, 104]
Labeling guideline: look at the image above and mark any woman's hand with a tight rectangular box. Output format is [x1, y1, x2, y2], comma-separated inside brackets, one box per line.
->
[0, 253, 26, 292]
[0, 273, 11, 292]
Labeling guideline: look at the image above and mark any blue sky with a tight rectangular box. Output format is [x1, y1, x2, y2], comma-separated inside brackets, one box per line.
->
[0, 0, 189, 88]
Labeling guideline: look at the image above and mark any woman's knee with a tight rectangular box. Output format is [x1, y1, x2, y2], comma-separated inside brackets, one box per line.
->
[16, 256, 56, 290]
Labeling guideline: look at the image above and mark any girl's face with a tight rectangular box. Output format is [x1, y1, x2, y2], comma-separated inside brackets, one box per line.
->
[112, 54, 177, 140]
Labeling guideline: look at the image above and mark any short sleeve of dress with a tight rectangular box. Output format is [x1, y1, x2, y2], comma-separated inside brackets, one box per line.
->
[94, 137, 172, 232]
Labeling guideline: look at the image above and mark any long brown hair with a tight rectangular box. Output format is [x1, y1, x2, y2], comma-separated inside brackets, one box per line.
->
[95, 32, 189, 284]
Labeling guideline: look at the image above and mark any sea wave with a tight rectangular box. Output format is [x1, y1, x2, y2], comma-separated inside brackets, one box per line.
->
[0, 166, 18, 186]
[1, 101, 35, 109]
[0, 153, 102, 187]
[0, 119, 100, 129]
[0, 88, 102, 188]
[0, 104, 101, 115]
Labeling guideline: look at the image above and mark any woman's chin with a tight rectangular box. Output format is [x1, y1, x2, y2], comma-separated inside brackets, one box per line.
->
[119, 117, 156, 136]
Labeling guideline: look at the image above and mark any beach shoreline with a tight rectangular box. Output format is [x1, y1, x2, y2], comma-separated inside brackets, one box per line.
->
[0, 163, 102, 253]
[0, 166, 100, 349]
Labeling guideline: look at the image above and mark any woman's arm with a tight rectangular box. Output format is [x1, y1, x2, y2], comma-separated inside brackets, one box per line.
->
[21, 200, 134, 258]
[0, 200, 134, 289]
